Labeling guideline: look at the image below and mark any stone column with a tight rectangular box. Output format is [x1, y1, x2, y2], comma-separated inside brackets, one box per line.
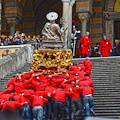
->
[76, 0, 93, 36]
[61, 0, 70, 49]
[78, 13, 90, 36]
[103, 12, 114, 46]
[6, 18, 18, 37]
[68, 0, 75, 49]
[105, 20, 114, 46]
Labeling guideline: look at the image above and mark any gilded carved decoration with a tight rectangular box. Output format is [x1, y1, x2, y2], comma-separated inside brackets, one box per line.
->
[31, 49, 73, 71]
[114, 0, 120, 12]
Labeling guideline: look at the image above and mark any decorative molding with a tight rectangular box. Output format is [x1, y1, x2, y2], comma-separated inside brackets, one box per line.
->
[70, 0, 76, 6]
[104, 11, 120, 20]
[61, 0, 75, 6]
[61, 0, 71, 3]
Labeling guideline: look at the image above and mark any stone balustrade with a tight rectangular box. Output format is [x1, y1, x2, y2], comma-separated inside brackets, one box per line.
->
[0, 44, 34, 79]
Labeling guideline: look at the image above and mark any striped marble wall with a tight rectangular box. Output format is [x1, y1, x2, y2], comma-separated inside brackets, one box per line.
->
[22, 0, 35, 36]
[76, 0, 93, 14]
[90, 0, 103, 44]
[2, 0, 26, 35]
[1, 0, 104, 40]
[3, 0, 25, 19]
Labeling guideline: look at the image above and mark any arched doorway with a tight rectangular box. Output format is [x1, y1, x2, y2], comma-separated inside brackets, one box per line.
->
[114, 0, 120, 41]
[104, 0, 120, 45]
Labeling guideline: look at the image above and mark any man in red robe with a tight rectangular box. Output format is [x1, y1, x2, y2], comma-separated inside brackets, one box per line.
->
[98, 35, 112, 57]
[79, 32, 91, 58]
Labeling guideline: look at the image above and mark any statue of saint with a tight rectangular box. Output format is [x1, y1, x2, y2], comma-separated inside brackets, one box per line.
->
[42, 12, 63, 42]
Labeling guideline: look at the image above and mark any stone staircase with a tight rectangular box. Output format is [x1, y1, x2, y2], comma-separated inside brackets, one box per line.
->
[74, 56, 120, 119]
[0, 64, 31, 92]
[91, 57, 120, 119]
[0, 56, 120, 119]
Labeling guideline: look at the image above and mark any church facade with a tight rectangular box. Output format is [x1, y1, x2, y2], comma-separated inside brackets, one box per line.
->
[0, 0, 120, 46]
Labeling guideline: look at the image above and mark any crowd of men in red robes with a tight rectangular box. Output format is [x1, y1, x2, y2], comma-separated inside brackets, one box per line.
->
[72, 27, 113, 58]
[0, 59, 95, 120]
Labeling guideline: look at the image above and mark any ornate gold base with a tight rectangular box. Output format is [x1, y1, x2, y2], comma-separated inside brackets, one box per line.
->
[31, 49, 73, 71]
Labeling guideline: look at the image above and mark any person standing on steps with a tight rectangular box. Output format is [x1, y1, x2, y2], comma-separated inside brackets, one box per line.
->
[71, 26, 81, 58]
[79, 32, 91, 58]
[98, 35, 112, 57]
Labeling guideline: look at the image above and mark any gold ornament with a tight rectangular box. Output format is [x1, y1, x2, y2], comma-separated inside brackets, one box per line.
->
[31, 49, 73, 71]
[114, 0, 120, 12]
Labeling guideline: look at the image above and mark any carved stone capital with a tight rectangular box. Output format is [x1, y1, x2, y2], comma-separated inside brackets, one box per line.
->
[61, 0, 75, 5]
[70, 0, 76, 6]
[78, 13, 90, 22]
[6, 18, 19, 27]
[103, 12, 110, 20]
[61, 0, 71, 3]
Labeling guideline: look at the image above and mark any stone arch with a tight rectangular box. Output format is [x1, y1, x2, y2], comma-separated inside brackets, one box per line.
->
[105, 0, 116, 12]
[34, 0, 61, 35]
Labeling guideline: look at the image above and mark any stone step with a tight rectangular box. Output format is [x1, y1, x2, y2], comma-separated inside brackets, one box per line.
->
[96, 116, 119, 119]
[93, 83, 113, 85]
[94, 86, 119, 89]
[94, 109, 120, 113]
[94, 104, 120, 107]
[94, 99, 120, 102]
[94, 107, 120, 110]
[94, 97, 120, 100]
[92, 81, 111, 83]
[94, 94, 120, 97]
[92, 69, 118, 71]
[92, 78, 120, 80]
[94, 92, 120, 95]
[91, 76, 116, 78]
[1, 78, 10, 81]
[92, 67, 119, 69]
[92, 72, 118, 75]
[93, 83, 115, 85]
[93, 82, 111, 84]
[94, 90, 120, 93]
[91, 73, 117, 75]
[91, 71, 118, 74]
[92, 78, 118, 81]
[92, 63, 118, 65]
[94, 101, 120, 103]
[92, 65, 118, 67]
[94, 87, 120, 90]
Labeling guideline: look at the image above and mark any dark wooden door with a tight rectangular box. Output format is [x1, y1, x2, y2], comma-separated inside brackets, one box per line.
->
[114, 21, 120, 40]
